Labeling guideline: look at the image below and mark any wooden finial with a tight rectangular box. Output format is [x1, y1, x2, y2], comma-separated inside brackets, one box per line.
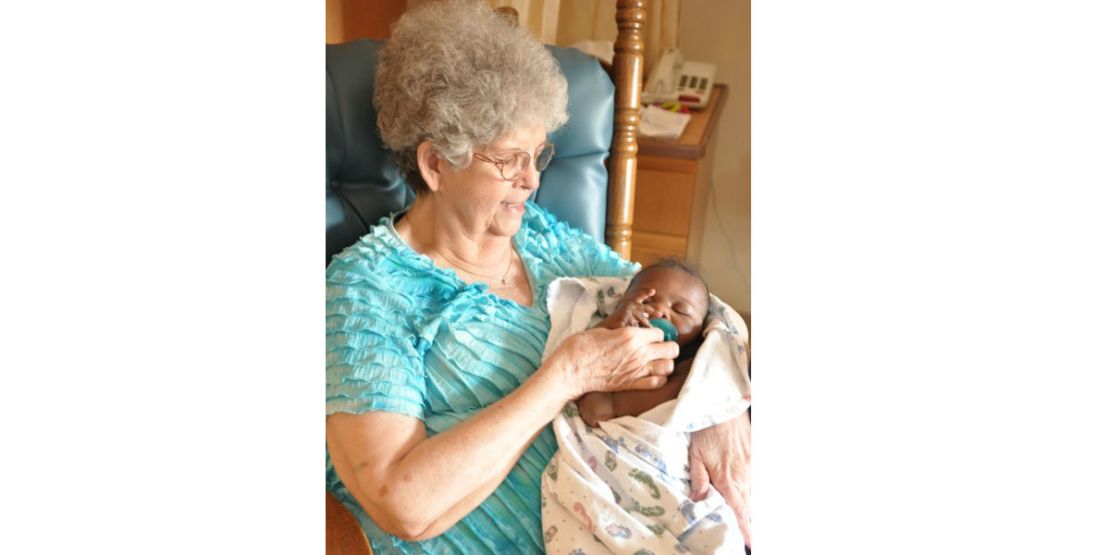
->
[494, 6, 520, 26]
[606, 0, 646, 259]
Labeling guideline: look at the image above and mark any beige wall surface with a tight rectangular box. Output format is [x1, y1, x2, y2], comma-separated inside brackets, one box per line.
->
[556, 1, 617, 45]
[678, 0, 751, 323]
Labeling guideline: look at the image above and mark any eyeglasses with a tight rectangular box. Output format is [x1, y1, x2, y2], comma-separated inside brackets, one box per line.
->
[472, 143, 556, 182]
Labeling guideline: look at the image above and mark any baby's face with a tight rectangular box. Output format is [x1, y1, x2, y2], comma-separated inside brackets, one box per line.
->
[625, 267, 709, 346]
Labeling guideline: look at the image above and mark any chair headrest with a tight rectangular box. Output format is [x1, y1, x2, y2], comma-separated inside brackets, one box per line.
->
[326, 40, 614, 265]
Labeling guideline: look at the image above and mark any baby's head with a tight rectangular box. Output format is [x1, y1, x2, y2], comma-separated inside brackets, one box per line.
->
[625, 258, 710, 346]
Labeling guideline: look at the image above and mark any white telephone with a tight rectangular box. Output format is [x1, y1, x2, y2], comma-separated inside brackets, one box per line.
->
[642, 48, 717, 109]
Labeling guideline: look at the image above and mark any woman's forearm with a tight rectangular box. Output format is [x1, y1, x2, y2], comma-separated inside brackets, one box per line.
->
[410, 425, 547, 540]
[350, 362, 572, 538]
[334, 325, 674, 540]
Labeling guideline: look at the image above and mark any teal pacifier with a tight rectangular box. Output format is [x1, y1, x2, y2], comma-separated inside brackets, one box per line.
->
[648, 318, 678, 342]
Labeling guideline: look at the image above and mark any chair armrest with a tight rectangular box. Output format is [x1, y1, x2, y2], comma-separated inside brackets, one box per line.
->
[327, 490, 373, 555]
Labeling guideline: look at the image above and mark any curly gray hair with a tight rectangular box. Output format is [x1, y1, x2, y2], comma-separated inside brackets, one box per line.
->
[374, 0, 569, 195]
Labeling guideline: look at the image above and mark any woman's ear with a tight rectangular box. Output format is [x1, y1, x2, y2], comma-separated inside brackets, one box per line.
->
[416, 141, 444, 193]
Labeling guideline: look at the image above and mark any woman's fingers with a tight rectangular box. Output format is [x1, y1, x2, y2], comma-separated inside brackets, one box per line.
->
[566, 326, 679, 393]
[621, 325, 664, 344]
[689, 457, 710, 500]
[645, 339, 680, 362]
[622, 375, 667, 391]
[714, 473, 751, 547]
[689, 418, 752, 547]
[619, 328, 677, 380]
[739, 513, 752, 548]
[613, 359, 671, 391]
[649, 357, 674, 376]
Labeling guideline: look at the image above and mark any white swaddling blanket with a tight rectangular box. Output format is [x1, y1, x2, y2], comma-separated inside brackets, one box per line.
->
[539, 277, 751, 554]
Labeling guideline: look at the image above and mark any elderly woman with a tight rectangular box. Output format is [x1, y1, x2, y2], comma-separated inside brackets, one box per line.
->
[325, 1, 750, 552]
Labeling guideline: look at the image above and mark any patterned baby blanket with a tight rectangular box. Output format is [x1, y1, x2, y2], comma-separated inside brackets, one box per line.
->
[540, 277, 751, 554]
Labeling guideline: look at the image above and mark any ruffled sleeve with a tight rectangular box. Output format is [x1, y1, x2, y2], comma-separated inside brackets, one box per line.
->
[521, 203, 640, 280]
[326, 243, 427, 420]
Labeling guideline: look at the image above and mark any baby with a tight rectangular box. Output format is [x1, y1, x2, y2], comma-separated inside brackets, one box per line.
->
[577, 258, 710, 427]
[541, 257, 749, 553]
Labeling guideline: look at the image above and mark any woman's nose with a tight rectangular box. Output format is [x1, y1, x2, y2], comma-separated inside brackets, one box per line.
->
[516, 160, 541, 190]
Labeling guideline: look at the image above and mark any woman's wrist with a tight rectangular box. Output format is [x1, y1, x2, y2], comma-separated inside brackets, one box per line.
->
[534, 352, 582, 405]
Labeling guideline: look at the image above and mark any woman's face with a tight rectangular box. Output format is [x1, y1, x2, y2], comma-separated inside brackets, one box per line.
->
[436, 123, 548, 240]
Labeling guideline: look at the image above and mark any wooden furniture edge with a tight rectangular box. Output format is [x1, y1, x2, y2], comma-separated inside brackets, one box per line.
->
[605, 0, 646, 259]
[327, 490, 373, 555]
[638, 84, 729, 160]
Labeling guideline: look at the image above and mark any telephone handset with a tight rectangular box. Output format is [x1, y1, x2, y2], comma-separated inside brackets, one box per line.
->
[642, 48, 717, 109]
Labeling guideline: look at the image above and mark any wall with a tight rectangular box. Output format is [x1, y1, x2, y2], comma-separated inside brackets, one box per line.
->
[678, 0, 751, 323]
[327, 0, 559, 44]
[555, 1, 617, 46]
[325, 0, 406, 43]
[326, 0, 345, 43]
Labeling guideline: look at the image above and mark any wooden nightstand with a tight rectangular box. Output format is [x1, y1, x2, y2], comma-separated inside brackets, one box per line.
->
[631, 84, 728, 266]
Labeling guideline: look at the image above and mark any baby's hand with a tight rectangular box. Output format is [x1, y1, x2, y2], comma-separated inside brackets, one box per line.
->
[603, 288, 658, 329]
[577, 392, 616, 427]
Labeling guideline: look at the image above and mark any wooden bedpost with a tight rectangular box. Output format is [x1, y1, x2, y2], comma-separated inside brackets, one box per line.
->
[606, 0, 645, 259]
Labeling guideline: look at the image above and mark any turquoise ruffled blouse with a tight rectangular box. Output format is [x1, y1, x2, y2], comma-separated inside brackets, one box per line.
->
[326, 203, 638, 554]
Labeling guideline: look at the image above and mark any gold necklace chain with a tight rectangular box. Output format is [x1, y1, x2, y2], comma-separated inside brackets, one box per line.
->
[445, 247, 515, 285]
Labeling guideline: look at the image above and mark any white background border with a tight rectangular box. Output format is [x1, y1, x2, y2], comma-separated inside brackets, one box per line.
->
[3, 1, 1109, 553]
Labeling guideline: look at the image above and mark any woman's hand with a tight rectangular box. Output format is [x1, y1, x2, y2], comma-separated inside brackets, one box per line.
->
[689, 413, 752, 547]
[550, 325, 678, 400]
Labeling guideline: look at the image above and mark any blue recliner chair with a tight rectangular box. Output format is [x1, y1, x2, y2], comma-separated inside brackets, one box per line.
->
[326, 39, 617, 265]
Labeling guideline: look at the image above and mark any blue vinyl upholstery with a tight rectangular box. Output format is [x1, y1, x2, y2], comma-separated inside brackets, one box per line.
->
[325, 39, 614, 264]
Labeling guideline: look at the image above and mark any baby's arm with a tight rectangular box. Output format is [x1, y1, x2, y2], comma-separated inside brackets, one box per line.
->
[578, 359, 692, 427]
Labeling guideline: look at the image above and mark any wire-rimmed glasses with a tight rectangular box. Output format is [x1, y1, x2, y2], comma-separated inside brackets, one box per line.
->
[472, 143, 555, 181]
